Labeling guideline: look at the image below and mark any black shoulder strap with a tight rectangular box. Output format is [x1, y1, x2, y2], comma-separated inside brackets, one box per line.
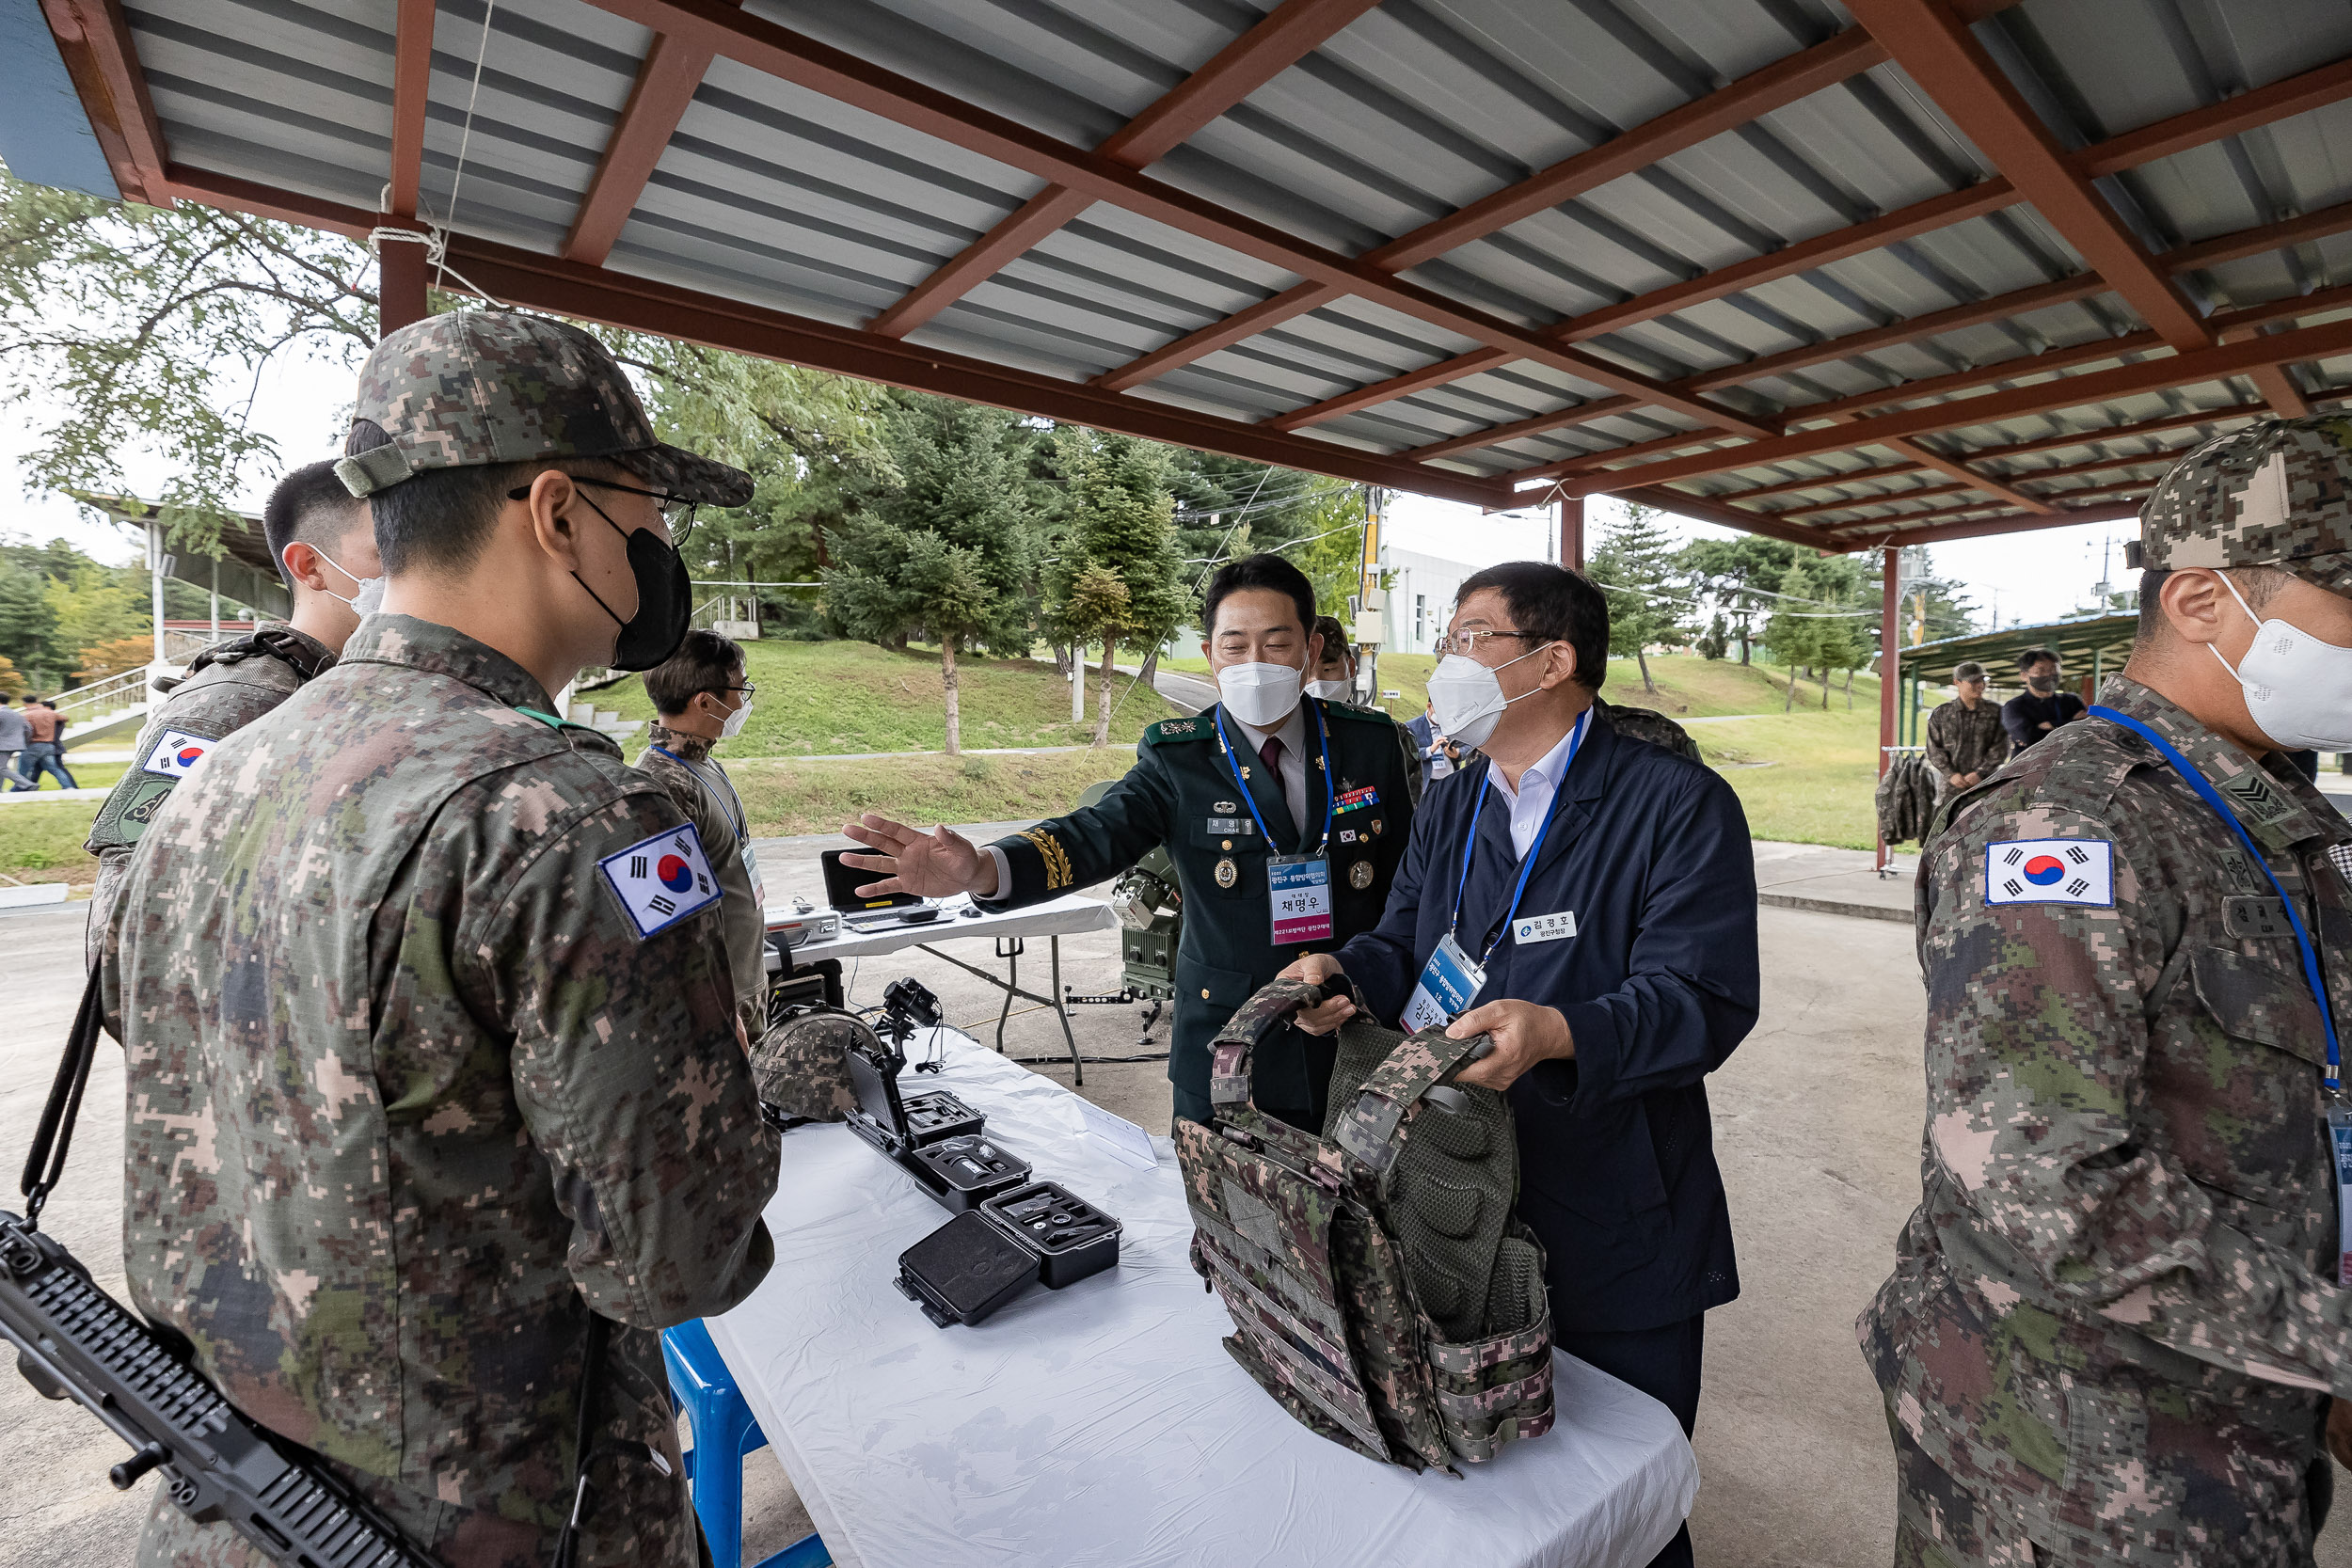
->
[21, 968, 105, 1229]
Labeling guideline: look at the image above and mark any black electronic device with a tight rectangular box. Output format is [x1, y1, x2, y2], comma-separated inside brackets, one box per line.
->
[981, 1181, 1123, 1290]
[819, 848, 923, 914]
[842, 1040, 911, 1155]
[896, 1180, 1122, 1327]
[894, 1212, 1041, 1327]
[901, 1089, 985, 1147]
[906, 1135, 1032, 1213]
[842, 979, 984, 1154]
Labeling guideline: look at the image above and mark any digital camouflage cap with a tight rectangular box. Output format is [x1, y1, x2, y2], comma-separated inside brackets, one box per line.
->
[336, 310, 752, 507]
[2131, 413, 2352, 594]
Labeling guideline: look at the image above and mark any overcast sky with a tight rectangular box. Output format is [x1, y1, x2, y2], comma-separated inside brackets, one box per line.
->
[6, 335, 2137, 635]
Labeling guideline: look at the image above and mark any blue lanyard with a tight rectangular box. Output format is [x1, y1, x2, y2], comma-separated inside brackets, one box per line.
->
[1212, 701, 1334, 855]
[651, 744, 749, 846]
[1447, 707, 1591, 965]
[2090, 705, 2341, 1091]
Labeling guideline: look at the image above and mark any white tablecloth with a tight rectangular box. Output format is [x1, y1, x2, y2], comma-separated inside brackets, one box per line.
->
[707, 1030, 1699, 1568]
[766, 892, 1117, 960]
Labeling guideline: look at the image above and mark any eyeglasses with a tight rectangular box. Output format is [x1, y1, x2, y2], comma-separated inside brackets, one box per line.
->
[715, 683, 756, 698]
[506, 475, 699, 550]
[1432, 628, 1539, 657]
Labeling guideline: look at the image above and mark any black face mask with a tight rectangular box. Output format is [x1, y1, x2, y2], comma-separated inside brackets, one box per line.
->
[574, 493, 691, 671]
[2026, 674, 2058, 694]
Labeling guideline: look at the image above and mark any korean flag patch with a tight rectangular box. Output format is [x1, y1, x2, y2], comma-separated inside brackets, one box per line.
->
[1984, 837, 2115, 908]
[140, 728, 216, 779]
[599, 824, 723, 939]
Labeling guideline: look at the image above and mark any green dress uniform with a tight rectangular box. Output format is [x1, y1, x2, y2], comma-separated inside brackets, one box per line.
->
[985, 697, 1415, 1126]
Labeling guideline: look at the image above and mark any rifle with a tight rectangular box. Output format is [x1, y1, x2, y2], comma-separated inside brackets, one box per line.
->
[0, 972, 440, 1567]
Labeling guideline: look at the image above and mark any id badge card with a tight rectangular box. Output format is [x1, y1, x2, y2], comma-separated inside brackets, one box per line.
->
[1267, 853, 1333, 945]
[2329, 1101, 2352, 1287]
[1403, 931, 1486, 1033]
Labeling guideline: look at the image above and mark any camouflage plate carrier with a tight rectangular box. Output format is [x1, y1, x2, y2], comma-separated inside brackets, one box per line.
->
[1175, 977, 1555, 1473]
[750, 1002, 866, 1125]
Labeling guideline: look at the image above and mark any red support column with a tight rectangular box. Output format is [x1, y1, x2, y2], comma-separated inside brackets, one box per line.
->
[1557, 491, 1584, 572]
[1877, 545, 1900, 874]
[379, 228, 429, 338]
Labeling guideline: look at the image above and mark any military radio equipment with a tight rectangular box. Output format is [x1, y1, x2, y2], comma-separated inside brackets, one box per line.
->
[1, 977, 442, 1566]
[1176, 977, 1555, 1473]
[1067, 780, 1178, 1046]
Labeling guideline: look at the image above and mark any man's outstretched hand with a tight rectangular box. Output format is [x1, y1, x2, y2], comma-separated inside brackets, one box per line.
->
[1447, 1000, 1574, 1091]
[1278, 953, 1356, 1035]
[839, 814, 998, 899]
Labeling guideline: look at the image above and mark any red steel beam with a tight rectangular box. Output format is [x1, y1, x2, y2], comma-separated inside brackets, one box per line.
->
[1877, 436, 2052, 513]
[564, 26, 724, 265]
[870, 0, 1378, 339]
[1557, 313, 2352, 494]
[40, 0, 171, 207]
[1410, 395, 1640, 462]
[159, 164, 1515, 511]
[1832, 497, 2148, 546]
[1780, 479, 1968, 519]
[1844, 0, 2208, 352]
[388, 0, 435, 219]
[2169, 198, 2352, 273]
[1099, 28, 1886, 396]
[559, 3, 1778, 434]
[2220, 323, 2314, 417]
[2072, 55, 2352, 179]
[1604, 484, 1842, 551]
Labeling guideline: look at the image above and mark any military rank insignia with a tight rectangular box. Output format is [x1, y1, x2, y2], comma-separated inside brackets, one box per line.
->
[599, 824, 723, 938]
[1984, 838, 2114, 908]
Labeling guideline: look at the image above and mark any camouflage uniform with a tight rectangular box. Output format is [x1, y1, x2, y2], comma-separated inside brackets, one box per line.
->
[1860, 413, 2352, 1567]
[1923, 696, 2008, 798]
[83, 625, 336, 972]
[1597, 697, 1703, 763]
[110, 311, 773, 1568]
[637, 721, 770, 1036]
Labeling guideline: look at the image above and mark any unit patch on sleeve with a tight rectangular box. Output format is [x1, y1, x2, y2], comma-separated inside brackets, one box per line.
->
[1983, 838, 2115, 908]
[599, 824, 723, 939]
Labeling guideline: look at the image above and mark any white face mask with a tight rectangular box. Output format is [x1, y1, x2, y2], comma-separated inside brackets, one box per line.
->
[309, 544, 385, 618]
[1304, 676, 1352, 702]
[1424, 642, 1557, 751]
[1216, 659, 1304, 729]
[2208, 573, 2352, 750]
[719, 696, 753, 740]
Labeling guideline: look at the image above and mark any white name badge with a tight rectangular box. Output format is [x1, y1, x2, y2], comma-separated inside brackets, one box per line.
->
[2331, 1102, 2352, 1288]
[1513, 911, 1578, 944]
[1267, 853, 1333, 945]
[1403, 931, 1486, 1033]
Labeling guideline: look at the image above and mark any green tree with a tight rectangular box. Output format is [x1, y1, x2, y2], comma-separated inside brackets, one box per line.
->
[1587, 502, 1691, 694]
[1044, 429, 1185, 748]
[1678, 534, 1796, 665]
[822, 396, 1035, 754]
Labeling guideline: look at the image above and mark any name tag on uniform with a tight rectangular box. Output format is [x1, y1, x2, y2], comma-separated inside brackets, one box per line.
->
[1205, 816, 1257, 836]
[1513, 911, 1578, 944]
[1404, 932, 1485, 1032]
[2331, 1103, 2352, 1287]
[600, 825, 723, 939]
[1983, 838, 2114, 907]
[1267, 853, 1332, 945]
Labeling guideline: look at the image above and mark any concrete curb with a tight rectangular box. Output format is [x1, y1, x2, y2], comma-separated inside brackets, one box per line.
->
[1758, 891, 1911, 925]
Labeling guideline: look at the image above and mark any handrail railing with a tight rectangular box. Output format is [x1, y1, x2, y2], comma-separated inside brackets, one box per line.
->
[49, 664, 154, 721]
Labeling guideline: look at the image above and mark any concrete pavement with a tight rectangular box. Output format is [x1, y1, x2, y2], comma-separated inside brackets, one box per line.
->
[9, 874, 2352, 1564]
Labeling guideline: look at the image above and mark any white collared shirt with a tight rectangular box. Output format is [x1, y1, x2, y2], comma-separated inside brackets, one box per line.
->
[1229, 701, 1310, 834]
[1485, 711, 1585, 861]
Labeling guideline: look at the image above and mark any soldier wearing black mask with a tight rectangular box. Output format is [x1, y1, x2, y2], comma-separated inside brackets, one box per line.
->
[1999, 646, 2086, 755]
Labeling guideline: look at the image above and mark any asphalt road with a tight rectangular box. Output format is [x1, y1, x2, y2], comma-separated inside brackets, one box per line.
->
[8, 885, 2351, 1565]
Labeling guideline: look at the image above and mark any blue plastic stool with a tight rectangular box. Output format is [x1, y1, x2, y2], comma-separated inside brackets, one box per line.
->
[661, 1321, 832, 1568]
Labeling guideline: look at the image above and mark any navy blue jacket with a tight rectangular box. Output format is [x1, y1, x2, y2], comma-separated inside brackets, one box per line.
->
[1404, 713, 1440, 793]
[1335, 712, 1759, 1333]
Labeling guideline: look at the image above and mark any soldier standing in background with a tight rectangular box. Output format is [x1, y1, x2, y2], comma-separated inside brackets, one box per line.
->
[1311, 611, 1424, 804]
[1861, 414, 2352, 1566]
[637, 628, 771, 1037]
[1922, 658, 2007, 801]
[83, 459, 381, 968]
[104, 310, 777, 1568]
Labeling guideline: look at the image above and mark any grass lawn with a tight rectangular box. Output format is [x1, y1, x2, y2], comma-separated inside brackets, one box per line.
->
[731, 749, 1151, 837]
[592, 639, 1176, 755]
[1694, 708, 1883, 849]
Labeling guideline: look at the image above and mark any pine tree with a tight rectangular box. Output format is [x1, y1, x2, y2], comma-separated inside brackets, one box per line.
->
[1043, 429, 1187, 748]
[822, 395, 1035, 755]
[1586, 502, 1691, 694]
[1679, 534, 1796, 666]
